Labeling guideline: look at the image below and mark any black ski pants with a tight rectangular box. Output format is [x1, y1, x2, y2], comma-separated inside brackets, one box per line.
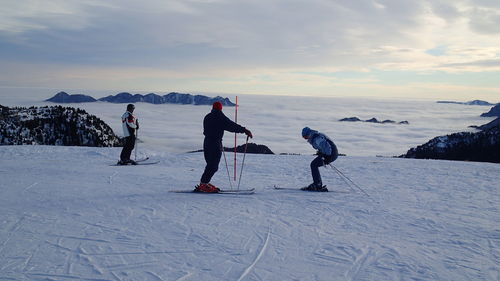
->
[310, 156, 325, 185]
[120, 135, 136, 161]
[200, 138, 222, 184]
[311, 152, 338, 185]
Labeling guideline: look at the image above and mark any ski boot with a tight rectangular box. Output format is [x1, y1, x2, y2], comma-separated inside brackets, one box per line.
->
[194, 183, 220, 193]
[301, 183, 329, 192]
[117, 159, 138, 165]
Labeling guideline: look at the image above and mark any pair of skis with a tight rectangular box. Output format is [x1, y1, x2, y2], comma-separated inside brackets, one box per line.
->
[170, 186, 350, 195]
[170, 188, 255, 195]
[110, 157, 160, 166]
[274, 185, 350, 193]
[169, 186, 308, 195]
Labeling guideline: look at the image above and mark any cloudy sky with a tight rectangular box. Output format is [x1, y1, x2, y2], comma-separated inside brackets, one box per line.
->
[1, 0, 500, 100]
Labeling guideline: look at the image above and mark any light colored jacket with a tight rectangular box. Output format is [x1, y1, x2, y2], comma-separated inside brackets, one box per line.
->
[121, 111, 137, 137]
[303, 127, 333, 156]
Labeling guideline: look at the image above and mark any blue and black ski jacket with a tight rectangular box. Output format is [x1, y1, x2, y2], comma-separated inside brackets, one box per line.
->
[302, 127, 338, 157]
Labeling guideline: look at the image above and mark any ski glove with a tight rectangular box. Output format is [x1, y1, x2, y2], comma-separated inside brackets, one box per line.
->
[244, 129, 253, 138]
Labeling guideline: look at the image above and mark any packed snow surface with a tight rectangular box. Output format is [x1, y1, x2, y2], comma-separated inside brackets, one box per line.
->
[1, 146, 499, 280]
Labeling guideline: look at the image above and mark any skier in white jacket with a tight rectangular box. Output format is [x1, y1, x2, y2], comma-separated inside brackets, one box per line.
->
[118, 104, 139, 165]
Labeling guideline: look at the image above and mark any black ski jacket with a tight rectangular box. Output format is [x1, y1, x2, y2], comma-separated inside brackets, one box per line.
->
[203, 109, 246, 141]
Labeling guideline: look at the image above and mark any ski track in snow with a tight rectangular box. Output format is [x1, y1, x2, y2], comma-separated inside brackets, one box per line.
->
[236, 225, 271, 281]
[0, 146, 499, 281]
[23, 182, 38, 192]
[108, 171, 119, 185]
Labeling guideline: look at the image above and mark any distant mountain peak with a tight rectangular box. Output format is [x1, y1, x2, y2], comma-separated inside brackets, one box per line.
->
[45, 92, 97, 103]
[437, 100, 495, 106]
[46, 91, 236, 106]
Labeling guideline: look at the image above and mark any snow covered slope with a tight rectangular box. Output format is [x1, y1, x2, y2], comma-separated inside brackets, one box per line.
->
[0, 146, 499, 280]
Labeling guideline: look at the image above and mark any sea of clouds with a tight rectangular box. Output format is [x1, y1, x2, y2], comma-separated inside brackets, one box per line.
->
[0, 88, 495, 157]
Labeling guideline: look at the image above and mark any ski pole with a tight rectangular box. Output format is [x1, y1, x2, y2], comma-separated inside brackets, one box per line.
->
[236, 136, 249, 191]
[328, 165, 355, 192]
[134, 128, 138, 161]
[329, 164, 372, 199]
[221, 144, 234, 190]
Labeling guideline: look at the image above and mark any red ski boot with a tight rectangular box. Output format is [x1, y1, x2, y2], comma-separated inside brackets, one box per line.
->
[194, 183, 220, 193]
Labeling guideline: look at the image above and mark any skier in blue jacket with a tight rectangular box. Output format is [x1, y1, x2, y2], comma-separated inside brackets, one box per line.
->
[301, 127, 338, 192]
[196, 101, 253, 193]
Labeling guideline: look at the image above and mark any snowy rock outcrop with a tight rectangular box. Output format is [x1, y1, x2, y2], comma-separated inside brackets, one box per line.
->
[190, 143, 275, 154]
[480, 104, 500, 117]
[401, 117, 500, 163]
[0, 105, 121, 147]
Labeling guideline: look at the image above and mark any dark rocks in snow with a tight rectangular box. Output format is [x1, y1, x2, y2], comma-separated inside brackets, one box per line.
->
[0, 105, 121, 147]
[190, 143, 274, 154]
[339, 117, 362, 122]
[46, 91, 236, 106]
[480, 104, 500, 117]
[401, 117, 500, 163]
[223, 143, 275, 154]
[339, 117, 409, 125]
[45, 92, 97, 103]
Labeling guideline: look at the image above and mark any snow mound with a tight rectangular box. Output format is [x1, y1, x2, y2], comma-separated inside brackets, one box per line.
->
[0, 105, 121, 147]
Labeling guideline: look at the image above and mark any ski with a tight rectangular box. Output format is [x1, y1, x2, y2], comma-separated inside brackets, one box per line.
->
[273, 186, 302, 191]
[273, 185, 349, 193]
[134, 161, 159, 165]
[135, 157, 150, 162]
[170, 188, 255, 195]
[110, 160, 160, 166]
[274, 186, 326, 192]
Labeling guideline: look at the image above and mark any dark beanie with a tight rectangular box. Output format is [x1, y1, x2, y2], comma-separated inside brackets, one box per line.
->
[302, 127, 312, 137]
[212, 101, 223, 111]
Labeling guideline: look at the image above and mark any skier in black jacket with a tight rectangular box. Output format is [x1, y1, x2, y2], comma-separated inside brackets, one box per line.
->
[196, 101, 253, 193]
